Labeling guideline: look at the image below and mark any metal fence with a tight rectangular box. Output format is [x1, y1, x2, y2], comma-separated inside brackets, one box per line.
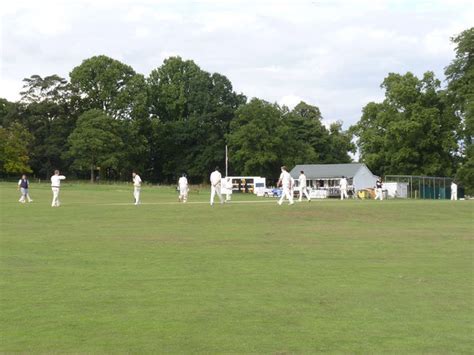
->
[384, 175, 456, 199]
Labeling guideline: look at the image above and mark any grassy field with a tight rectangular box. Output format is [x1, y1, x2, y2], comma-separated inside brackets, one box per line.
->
[0, 182, 473, 353]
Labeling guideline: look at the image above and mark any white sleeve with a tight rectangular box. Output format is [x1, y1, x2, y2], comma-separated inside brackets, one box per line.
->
[18, 180, 22, 185]
[59, 176, 66, 180]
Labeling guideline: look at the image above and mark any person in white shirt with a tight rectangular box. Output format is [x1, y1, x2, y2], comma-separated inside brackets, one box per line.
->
[375, 178, 383, 200]
[223, 177, 233, 202]
[132, 171, 142, 205]
[210, 167, 224, 206]
[18, 174, 33, 203]
[451, 181, 458, 200]
[178, 173, 189, 203]
[298, 170, 311, 202]
[340, 176, 348, 200]
[277, 166, 294, 205]
[50, 170, 66, 207]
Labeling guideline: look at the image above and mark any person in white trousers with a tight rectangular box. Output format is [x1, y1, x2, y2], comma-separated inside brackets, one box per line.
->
[210, 167, 224, 206]
[178, 173, 189, 203]
[340, 176, 348, 200]
[18, 174, 33, 203]
[298, 170, 311, 202]
[132, 171, 142, 205]
[223, 177, 233, 202]
[278, 166, 294, 205]
[51, 170, 66, 207]
[451, 181, 458, 200]
[375, 178, 384, 200]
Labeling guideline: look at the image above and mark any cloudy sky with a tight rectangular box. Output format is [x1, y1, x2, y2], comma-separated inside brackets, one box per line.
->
[1, 0, 472, 127]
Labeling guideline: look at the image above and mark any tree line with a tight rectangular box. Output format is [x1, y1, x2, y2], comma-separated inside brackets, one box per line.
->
[0, 28, 472, 193]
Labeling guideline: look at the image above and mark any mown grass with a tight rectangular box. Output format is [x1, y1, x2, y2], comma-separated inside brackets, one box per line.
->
[0, 182, 473, 353]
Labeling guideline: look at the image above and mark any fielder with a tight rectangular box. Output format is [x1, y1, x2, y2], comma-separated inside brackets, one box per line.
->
[298, 170, 311, 202]
[18, 174, 33, 203]
[340, 176, 348, 200]
[132, 171, 142, 205]
[451, 181, 457, 200]
[178, 173, 189, 203]
[375, 178, 383, 200]
[210, 167, 224, 206]
[223, 177, 233, 202]
[277, 166, 294, 205]
[50, 170, 66, 207]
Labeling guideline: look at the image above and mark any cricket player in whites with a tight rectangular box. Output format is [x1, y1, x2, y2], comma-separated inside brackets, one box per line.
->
[451, 180, 458, 200]
[51, 170, 66, 207]
[18, 174, 33, 203]
[178, 173, 189, 203]
[298, 170, 311, 202]
[210, 167, 224, 205]
[132, 171, 142, 205]
[277, 166, 294, 205]
[223, 177, 233, 202]
[375, 178, 383, 200]
[340, 176, 348, 200]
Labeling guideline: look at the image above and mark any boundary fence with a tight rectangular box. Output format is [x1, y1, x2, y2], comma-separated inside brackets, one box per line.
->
[384, 175, 463, 199]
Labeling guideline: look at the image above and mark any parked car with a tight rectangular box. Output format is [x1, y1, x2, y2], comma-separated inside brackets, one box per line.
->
[263, 187, 282, 197]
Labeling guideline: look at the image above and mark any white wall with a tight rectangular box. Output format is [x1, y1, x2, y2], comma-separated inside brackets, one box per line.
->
[353, 165, 378, 191]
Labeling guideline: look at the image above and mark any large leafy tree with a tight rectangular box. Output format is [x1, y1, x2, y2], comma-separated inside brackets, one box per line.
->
[287, 101, 328, 162]
[351, 71, 458, 177]
[0, 98, 17, 127]
[147, 57, 245, 182]
[227, 98, 317, 178]
[66, 109, 123, 182]
[70, 56, 150, 178]
[288, 101, 355, 163]
[325, 122, 356, 163]
[445, 27, 474, 193]
[0, 122, 33, 174]
[70, 55, 148, 120]
[6, 75, 80, 178]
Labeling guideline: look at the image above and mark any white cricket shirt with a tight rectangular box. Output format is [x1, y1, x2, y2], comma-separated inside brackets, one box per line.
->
[279, 171, 292, 188]
[51, 175, 66, 187]
[178, 176, 188, 189]
[210, 171, 222, 186]
[133, 175, 142, 187]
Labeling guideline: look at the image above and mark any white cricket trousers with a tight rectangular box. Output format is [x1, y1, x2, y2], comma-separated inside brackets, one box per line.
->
[210, 184, 223, 205]
[340, 188, 348, 200]
[451, 191, 457, 200]
[278, 187, 294, 205]
[179, 187, 188, 202]
[375, 188, 383, 200]
[51, 187, 60, 207]
[298, 186, 310, 201]
[19, 188, 32, 203]
[134, 186, 141, 205]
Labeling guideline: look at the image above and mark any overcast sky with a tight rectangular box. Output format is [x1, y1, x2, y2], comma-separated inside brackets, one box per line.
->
[1, 0, 472, 127]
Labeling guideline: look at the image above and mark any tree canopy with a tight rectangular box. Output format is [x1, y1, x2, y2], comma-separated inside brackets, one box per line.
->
[351, 71, 458, 177]
[445, 28, 474, 193]
[0, 122, 33, 174]
[66, 109, 123, 182]
[0, 28, 472, 189]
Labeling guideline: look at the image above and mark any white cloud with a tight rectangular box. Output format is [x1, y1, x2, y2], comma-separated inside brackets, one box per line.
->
[279, 95, 305, 109]
[0, 0, 473, 128]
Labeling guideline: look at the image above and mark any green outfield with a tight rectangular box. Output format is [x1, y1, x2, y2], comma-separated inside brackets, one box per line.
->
[0, 182, 473, 353]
